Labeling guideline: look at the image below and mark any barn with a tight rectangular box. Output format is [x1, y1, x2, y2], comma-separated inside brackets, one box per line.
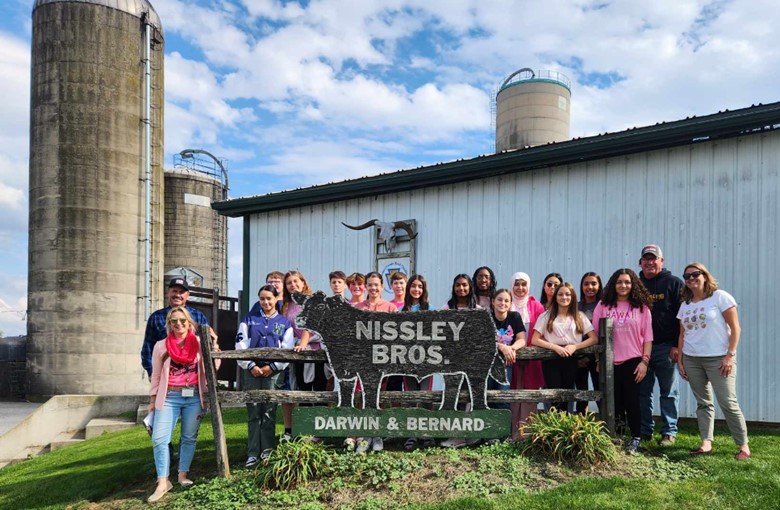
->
[214, 101, 780, 422]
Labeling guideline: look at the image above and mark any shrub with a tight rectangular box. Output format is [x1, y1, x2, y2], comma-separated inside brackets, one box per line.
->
[519, 409, 618, 466]
[256, 437, 330, 490]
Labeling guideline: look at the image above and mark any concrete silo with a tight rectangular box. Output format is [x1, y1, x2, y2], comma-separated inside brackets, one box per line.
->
[27, 0, 165, 396]
[495, 68, 571, 152]
[164, 151, 228, 294]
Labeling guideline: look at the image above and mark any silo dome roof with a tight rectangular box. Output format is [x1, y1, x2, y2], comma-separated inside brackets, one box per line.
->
[33, 0, 163, 33]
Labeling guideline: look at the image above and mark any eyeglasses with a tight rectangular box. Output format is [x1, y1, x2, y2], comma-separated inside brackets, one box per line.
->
[545, 282, 559, 288]
[683, 270, 704, 280]
[168, 318, 188, 325]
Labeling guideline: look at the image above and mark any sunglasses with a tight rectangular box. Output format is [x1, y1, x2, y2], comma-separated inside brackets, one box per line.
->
[545, 282, 559, 288]
[168, 318, 188, 325]
[683, 270, 704, 280]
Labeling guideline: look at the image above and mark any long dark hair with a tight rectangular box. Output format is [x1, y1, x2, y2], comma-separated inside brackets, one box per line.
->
[601, 268, 653, 310]
[579, 271, 603, 304]
[447, 274, 477, 310]
[403, 274, 430, 311]
[545, 282, 585, 334]
[540, 272, 563, 307]
[472, 266, 497, 298]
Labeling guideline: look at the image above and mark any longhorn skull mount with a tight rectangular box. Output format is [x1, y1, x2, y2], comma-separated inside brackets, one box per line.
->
[341, 219, 417, 252]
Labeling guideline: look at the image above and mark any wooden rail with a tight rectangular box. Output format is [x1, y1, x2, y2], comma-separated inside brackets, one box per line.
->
[200, 318, 614, 478]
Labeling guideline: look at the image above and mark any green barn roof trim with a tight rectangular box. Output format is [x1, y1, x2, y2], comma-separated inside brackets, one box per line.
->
[213, 102, 780, 218]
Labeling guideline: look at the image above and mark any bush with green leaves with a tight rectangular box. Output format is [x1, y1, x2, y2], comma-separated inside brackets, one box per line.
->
[519, 409, 618, 466]
[255, 436, 330, 490]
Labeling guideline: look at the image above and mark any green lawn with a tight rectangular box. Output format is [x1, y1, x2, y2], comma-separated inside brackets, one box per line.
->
[0, 409, 777, 510]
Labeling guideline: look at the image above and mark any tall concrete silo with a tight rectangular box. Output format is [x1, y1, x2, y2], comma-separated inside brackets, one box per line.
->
[495, 68, 571, 152]
[164, 151, 228, 294]
[27, 0, 165, 396]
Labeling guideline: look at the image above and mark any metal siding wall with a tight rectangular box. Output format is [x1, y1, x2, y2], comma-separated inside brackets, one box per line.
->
[246, 131, 780, 421]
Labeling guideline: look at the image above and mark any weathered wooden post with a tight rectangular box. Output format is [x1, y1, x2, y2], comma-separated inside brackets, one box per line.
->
[597, 317, 615, 435]
[200, 325, 230, 478]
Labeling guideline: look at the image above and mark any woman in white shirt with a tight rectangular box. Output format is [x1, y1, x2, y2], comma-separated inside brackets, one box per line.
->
[677, 262, 750, 460]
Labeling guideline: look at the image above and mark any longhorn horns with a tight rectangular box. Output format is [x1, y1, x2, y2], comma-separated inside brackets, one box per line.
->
[341, 219, 418, 239]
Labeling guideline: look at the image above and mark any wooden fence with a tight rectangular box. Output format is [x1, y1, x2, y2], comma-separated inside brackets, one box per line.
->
[200, 318, 614, 478]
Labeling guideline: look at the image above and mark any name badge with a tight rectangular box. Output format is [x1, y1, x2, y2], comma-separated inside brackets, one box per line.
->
[181, 388, 195, 398]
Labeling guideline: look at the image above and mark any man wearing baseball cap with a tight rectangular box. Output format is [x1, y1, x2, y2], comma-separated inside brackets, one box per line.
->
[638, 244, 683, 446]
[140, 277, 216, 377]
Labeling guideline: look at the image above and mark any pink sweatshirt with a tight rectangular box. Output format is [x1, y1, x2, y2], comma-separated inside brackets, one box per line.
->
[518, 296, 546, 390]
[592, 301, 653, 364]
[354, 299, 398, 312]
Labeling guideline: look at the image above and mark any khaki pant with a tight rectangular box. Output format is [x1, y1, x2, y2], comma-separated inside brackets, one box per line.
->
[683, 354, 748, 446]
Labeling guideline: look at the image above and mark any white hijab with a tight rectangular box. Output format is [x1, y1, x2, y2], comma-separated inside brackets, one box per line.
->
[510, 271, 531, 324]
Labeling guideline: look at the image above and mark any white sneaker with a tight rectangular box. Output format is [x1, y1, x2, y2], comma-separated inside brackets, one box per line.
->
[371, 437, 384, 452]
[245, 456, 258, 468]
[626, 437, 641, 455]
[441, 438, 467, 448]
[355, 437, 371, 453]
[280, 432, 292, 442]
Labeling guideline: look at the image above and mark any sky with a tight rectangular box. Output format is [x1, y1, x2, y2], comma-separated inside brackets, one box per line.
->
[0, 0, 778, 336]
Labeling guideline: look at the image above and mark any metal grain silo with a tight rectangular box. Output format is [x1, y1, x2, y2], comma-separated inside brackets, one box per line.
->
[164, 150, 228, 294]
[27, 0, 165, 396]
[495, 68, 571, 152]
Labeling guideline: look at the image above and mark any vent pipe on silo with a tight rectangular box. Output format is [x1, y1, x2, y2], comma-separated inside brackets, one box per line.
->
[27, 0, 165, 396]
[495, 68, 571, 152]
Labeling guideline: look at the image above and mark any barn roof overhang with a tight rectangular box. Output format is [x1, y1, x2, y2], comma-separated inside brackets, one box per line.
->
[213, 101, 780, 218]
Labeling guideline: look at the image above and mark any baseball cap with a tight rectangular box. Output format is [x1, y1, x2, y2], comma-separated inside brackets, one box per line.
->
[168, 277, 190, 291]
[641, 244, 663, 258]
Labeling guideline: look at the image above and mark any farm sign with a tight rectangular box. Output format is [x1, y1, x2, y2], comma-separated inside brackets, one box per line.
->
[291, 292, 510, 438]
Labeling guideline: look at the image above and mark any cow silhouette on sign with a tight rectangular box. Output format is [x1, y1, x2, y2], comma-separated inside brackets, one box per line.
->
[292, 292, 507, 410]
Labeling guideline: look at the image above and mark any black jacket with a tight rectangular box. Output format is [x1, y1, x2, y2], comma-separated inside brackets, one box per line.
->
[639, 268, 683, 345]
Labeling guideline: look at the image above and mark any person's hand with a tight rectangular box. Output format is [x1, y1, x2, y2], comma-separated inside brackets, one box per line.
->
[562, 345, 577, 357]
[500, 344, 516, 365]
[250, 366, 263, 378]
[553, 344, 570, 357]
[677, 360, 688, 381]
[719, 354, 735, 377]
[147, 402, 155, 413]
[634, 361, 648, 383]
[293, 344, 307, 352]
[669, 347, 679, 363]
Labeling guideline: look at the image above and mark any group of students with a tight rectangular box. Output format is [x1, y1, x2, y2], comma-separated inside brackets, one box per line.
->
[236, 259, 751, 464]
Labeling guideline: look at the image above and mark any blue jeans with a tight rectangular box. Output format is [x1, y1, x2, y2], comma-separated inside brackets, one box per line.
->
[639, 342, 679, 436]
[152, 390, 204, 478]
[487, 364, 512, 410]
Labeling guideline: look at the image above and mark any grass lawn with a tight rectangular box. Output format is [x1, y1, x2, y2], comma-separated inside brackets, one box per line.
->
[0, 409, 777, 510]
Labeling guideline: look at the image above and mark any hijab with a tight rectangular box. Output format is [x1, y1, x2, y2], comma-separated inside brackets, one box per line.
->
[510, 271, 531, 324]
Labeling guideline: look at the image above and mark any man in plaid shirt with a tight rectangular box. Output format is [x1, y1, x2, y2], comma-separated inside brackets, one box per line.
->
[140, 277, 215, 377]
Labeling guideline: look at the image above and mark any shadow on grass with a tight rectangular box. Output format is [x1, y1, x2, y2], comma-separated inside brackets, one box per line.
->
[0, 408, 252, 510]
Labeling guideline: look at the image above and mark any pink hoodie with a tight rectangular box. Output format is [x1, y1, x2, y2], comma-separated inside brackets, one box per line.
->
[509, 295, 546, 390]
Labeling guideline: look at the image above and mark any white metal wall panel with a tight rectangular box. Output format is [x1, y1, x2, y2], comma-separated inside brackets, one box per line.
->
[247, 131, 780, 422]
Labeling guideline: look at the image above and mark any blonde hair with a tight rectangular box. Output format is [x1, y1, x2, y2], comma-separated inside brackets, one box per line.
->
[680, 262, 719, 303]
[165, 306, 196, 334]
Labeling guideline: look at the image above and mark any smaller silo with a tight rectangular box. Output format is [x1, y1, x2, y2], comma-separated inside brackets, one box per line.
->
[164, 151, 228, 293]
[495, 68, 571, 152]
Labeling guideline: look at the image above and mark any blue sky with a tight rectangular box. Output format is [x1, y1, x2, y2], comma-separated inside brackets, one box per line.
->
[1, 0, 778, 335]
